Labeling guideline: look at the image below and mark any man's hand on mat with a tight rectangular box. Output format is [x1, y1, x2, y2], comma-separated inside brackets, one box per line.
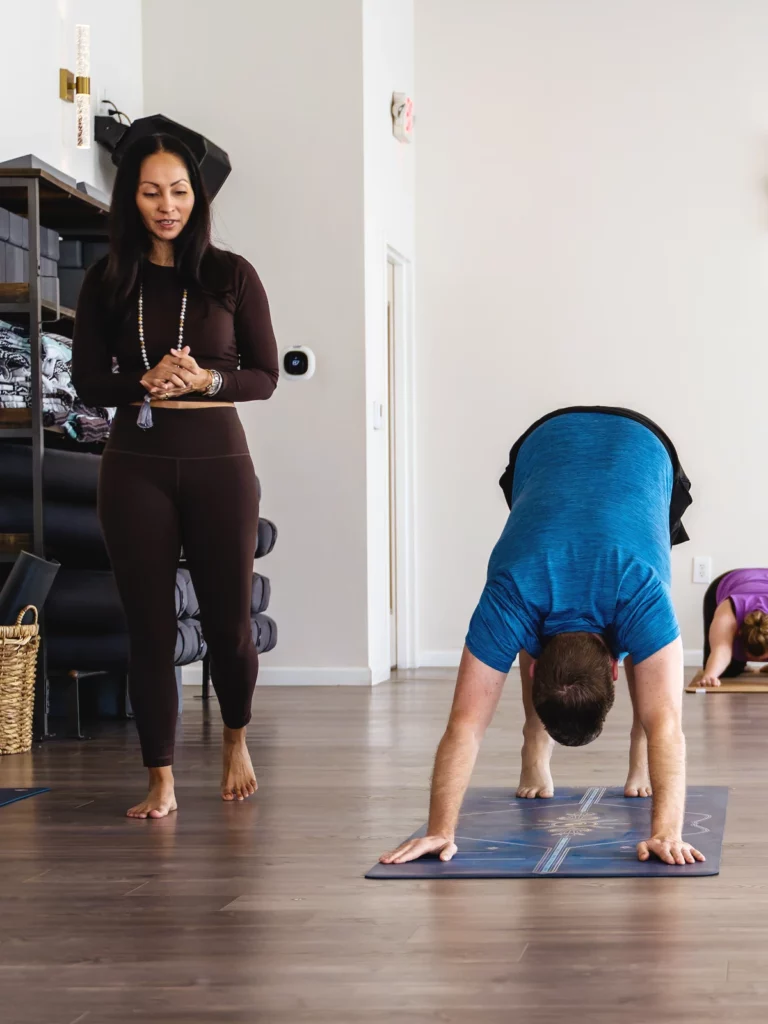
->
[637, 837, 705, 865]
[379, 834, 458, 865]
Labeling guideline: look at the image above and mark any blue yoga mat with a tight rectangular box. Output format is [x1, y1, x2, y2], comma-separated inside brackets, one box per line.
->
[0, 788, 49, 809]
[367, 786, 727, 879]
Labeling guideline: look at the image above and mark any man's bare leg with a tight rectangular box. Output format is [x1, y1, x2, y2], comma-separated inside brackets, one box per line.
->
[517, 650, 555, 798]
[624, 657, 652, 797]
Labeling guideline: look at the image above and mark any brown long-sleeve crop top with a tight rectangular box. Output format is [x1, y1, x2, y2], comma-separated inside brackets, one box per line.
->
[71, 252, 279, 408]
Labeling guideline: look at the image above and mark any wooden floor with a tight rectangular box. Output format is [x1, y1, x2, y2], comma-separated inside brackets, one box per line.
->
[1, 668, 767, 1024]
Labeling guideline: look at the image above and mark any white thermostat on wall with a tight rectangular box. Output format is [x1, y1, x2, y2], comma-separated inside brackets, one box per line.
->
[281, 346, 316, 381]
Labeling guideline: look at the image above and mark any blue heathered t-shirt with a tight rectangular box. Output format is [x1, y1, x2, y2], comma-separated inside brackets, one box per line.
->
[466, 412, 679, 672]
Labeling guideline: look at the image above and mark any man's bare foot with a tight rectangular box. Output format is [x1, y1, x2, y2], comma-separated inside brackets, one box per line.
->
[517, 730, 555, 798]
[221, 726, 258, 802]
[127, 767, 177, 819]
[625, 727, 652, 797]
[624, 767, 652, 798]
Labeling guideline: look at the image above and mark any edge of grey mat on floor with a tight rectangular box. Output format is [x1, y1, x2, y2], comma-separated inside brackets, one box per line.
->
[367, 786, 727, 879]
[0, 788, 49, 809]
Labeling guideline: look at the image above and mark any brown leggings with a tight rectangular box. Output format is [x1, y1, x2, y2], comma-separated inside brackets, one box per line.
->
[98, 407, 259, 767]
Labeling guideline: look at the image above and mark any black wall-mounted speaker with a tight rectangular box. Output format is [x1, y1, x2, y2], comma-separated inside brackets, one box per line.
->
[95, 114, 232, 200]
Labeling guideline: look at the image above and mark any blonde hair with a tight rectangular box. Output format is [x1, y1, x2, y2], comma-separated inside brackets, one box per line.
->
[740, 610, 768, 659]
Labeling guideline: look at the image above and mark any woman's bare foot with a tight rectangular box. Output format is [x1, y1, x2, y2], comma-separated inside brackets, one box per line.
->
[517, 728, 555, 798]
[624, 727, 652, 797]
[127, 767, 177, 819]
[221, 726, 258, 801]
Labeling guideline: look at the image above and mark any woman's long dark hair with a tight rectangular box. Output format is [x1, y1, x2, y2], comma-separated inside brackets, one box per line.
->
[102, 132, 231, 317]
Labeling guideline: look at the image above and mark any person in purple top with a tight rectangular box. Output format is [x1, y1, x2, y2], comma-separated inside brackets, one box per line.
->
[694, 569, 768, 687]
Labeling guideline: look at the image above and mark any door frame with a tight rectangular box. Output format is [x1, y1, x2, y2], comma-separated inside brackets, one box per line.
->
[386, 245, 417, 669]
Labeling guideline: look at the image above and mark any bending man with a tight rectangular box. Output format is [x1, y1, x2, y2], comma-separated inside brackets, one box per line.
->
[381, 406, 703, 868]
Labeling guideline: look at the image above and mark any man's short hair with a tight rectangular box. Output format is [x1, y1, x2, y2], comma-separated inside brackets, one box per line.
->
[532, 632, 615, 746]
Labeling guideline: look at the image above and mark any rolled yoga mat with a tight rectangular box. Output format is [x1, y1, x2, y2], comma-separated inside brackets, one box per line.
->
[0, 550, 60, 625]
[47, 619, 206, 670]
[47, 614, 275, 670]
[46, 632, 130, 670]
[45, 569, 126, 633]
[367, 786, 727, 879]
[0, 495, 275, 569]
[0, 495, 109, 568]
[0, 443, 101, 504]
[0, 444, 263, 505]
[45, 568, 206, 633]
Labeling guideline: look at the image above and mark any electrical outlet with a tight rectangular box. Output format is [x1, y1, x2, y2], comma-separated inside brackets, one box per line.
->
[693, 556, 712, 585]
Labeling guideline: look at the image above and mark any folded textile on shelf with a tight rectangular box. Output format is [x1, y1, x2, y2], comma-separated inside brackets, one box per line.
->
[0, 320, 114, 442]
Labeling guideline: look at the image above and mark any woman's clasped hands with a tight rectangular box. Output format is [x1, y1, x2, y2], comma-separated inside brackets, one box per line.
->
[140, 346, 213, 399]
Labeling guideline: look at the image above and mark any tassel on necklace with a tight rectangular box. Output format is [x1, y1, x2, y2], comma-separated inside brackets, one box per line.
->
[137, 393, 154, 430]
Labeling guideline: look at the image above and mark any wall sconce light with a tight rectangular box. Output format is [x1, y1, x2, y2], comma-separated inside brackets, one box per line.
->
[59, 24, 91, 149]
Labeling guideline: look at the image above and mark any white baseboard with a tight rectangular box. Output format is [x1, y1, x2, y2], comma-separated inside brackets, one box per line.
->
[371, 665, 392, 686]
[182, 664, 202, 685]
[418, 650, 520, 669]
[417, 649, 463, 668]
[181, 648, 706, 687]
[182, 664, 379, 687]
[419, 649, 705, 669]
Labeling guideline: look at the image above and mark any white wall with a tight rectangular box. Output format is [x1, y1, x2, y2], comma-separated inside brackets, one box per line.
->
[415, 0, 768, 665]
[0, 0, 144, 194]
[144, 0, 374, 683]
[362, 0, 416, 681]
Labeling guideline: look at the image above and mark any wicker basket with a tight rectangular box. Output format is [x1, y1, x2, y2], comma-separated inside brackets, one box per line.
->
[0, 607, 40, 755]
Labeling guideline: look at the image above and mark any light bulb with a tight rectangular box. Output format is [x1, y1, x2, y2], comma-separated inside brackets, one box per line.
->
[75, 24, 89, 78]
[75, 24, 91, 150]
[76, 93, 91, 149]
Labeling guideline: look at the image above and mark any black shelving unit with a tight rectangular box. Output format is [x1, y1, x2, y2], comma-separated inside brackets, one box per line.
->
[0, 168, 108, 737]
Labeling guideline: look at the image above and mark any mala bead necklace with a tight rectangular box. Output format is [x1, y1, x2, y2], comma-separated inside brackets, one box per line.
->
[137, 278, 188, 430]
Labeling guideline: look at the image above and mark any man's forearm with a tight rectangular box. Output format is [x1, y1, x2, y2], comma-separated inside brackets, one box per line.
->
[648, 726, 686, 837]
[426, 721, 480, 837]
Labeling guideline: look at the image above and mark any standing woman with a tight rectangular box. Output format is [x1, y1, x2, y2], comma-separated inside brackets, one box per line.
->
[694, 568, 768, 687]
[72, 134, 279, 817]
